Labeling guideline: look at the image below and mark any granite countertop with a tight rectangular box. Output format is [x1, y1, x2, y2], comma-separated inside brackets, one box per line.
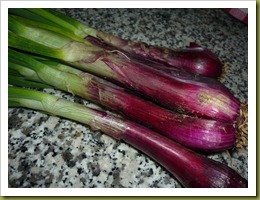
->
[8, 8, 248, 188]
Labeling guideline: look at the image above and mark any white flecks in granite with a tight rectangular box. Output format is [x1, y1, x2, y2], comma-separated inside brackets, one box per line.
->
[8, 8, 248, 188]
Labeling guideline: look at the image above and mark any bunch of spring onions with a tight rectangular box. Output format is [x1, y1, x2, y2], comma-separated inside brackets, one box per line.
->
[9, 48, 237, 152]
[8, 8, 248, 188]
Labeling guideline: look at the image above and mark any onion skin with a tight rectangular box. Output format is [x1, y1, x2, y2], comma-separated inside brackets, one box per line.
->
[90, 32, 223, 78]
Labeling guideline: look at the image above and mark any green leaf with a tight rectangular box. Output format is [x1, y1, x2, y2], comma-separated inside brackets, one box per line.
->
[9, 75, 52, 89]
[8, 31, 63, 59]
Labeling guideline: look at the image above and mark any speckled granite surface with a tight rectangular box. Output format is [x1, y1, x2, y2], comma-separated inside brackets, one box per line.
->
[8, 8, 248, 188]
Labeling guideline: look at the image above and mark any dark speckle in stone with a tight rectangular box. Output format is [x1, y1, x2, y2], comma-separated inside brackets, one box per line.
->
[111, 169, 121, 187]
[37, 116, 49, 125]
[42, 138, 50, 145]
[118, 149, 125, 156]
[8, 115, 22, 129]
[76, 152, 87, 161]
[163, 176, 172, 185]
[30, 172, 43, 186]
[147, 168, 153, 177]
[77, 167, 83, 175]
[44, 146, 56, 157]
[92, 131, 102, 141]
[136, 152, 142, 157]
[113, 141, 121, 149]
[138, 178, 144, 185]
[62, 150, 76, 168]
[74, 131, 82, 138]
[58, 133, 65, 140]
[43, 127, 53, 136]
[66, 140, 73, 146]
[152, 180, 160, 188]
[33, 146, 41, 154]
[57, 170, 64, 182]
[88, 162, 101, 177]
[80, 177, 86, 186]
[9, 173, 27, 188]
[20, 145, 28, 153]
[52, 151, 58, 157]
[67, 160, 76, 168]
[45, 173, 54, 187]
[90, 132, 105, 147]
[62, 150, 73, 161]
[17, 160, 29, 172]
[22, 126, 34, 136]
[73, 97, 84, 105]
[63, 177, 67, 183]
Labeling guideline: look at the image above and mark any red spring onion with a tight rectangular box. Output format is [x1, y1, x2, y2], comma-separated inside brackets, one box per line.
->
[90, 32, 223, 78]
[9, 8, 223, 78]
[8, 86, 248, 188]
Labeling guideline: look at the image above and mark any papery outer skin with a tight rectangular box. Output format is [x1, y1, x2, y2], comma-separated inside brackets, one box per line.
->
[73, 51, 239, 122]
[93, 32, 223, 78]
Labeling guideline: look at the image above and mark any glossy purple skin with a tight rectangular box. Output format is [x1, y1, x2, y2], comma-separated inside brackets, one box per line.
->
[67, 101, 247, 187]
[115, 120, 248, 188]
[144, 46, 223, 78]
[93, 32, 223, 78]
[93, 53, 240, 123]
[85, 75, 236, 152]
